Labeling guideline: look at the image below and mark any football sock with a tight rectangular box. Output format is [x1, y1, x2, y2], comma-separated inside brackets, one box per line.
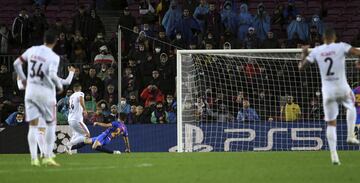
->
[71, 142, 86, 150]
[95, 146, 113, 154]
[28, 125, 38, 160]
[346, 107, 356, 139]
[45, 122, 56, 158]
[37, 129, 46, 156]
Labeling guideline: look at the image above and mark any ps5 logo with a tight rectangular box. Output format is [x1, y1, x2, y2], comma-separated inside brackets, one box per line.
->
[170, 124, 323, 152]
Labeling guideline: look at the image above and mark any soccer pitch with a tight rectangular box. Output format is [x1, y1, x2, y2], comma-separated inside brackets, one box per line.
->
[0, 151, 359, 183]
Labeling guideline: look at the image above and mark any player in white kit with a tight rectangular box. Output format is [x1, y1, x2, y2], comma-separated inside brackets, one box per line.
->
[299, 28, 360, 165]
[17, 66, 75, 158]
[13, 30, 63, 167]
[65, 83, 90, 154]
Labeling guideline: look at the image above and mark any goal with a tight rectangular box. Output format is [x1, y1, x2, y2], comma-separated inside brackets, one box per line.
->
[176, 49, 360, 152]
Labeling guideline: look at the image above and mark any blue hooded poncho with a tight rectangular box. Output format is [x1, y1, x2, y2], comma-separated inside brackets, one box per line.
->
[237, 4, 253, 41]
[309, 15, 324, 35]
[287, 16, 309, 41]
[252, 3, 271, 41]
[161, 0, 182, 38]
[193, 3, 209, 32]
[220, 0, 238, 34]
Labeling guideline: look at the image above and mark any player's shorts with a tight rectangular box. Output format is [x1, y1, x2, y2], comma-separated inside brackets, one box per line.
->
[322, 91, 355, 121]
[68, 120, 90, 138]
[91, 133, 111, 146]
[25, 97, 56, 122]
[37, 117, 47, 128]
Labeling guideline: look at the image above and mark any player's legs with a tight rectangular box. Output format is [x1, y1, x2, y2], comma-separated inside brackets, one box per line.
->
[42, 101, 60, 166]
[25, 99, 41, 166]
[68, 120, 90, 147]
[323, 98, 340, 165]
[341, 92, 359, 144]
[37, 127, 46, 158]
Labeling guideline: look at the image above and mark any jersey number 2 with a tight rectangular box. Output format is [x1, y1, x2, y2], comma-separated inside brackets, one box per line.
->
[324, 57, 335, 76]
[30, 60, 45, 80]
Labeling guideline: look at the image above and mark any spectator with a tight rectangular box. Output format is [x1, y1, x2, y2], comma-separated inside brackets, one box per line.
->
[230, 91, 245, 116]
[162, 0, 182, 38]
[183, 0, 198, 14]
[72, 5, 89, 37]
[236, 99, 260, 122]
[165, 94, 177, 123]
[193, 0, 209, 33]
[30, 6, 48, 45]
[153, 27, 171, 54]
[222, 29, 237, 49]
[0, 24, 10, 54]
[106, 105, 118, 123]
[283, 0, 298, 22]
[287, 32, 304, 48]
[171, 32, 186, 48]
[272, 4, 286, 30]
[262, 31, 279, 48]
[204, 1, 221, 39]
[309, 15, 324, 36]
[252, 3, 271, 41]
[157, 53, 176, 94]
[4, 104, 25, 126]
[220, 0, 237, 35]
[70, 67, 83, 87]
[140, 53, 157, 88]
[104, 66, 117, 87]
[57, 89, 73, 118]
[12, 8, 31, 49]
[308, 98, 322, 120]
[138, 0, 157, 24]
[85, 67, 104, 93]
[134, 105, 148, 124]
[90, 32, 106, 60]
[54, 32, 71, 56]
[0, 65, 13, 96]
[87, 9, 105, 42]
[97, 99, 110, 116]
[140, 23, 154, 38]
[71, 43, 87, 63]
[128, 93, 139, 106]
[118, 7, 136, 46]
[287, 14, 309, 42]
[97, 64, 109, 80]
[308, 25, 321, 48]
[89, 106, 105, 124]
[149, 70, 162, 89]
[203, 31, 217, 48]
[281, 96, 301, 122]
[126, 105, 137, 124]
[84, 92, 96, 113]
[94, 45, 115, 65]
[90, 85, 102, 102]
[151, 102, 168, 124]
[140, 84, 165, 107]
[52, 18, 66, 34]
[104, 83, 117, 106]
[5, 112, 25, 126]
[237, 4, 253, 43]
[243, 27, 260, 49]
[118, 97, 131, 114]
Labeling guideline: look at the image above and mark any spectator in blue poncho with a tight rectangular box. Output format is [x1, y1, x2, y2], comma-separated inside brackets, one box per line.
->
[252, 3, 271, 41]
[175, 8, 201, 45]
[309, 15, 324, 36]
[287, 14, 309, 42]
[237, 3, 253, 42]
[162, 0, 182, 39]
[193, 0, 209, 32]
[283, 0, 298, 22]
[220, 0, 238, 35]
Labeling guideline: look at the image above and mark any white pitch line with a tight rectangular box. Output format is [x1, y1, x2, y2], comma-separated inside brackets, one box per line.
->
[0, 166, 117, 174]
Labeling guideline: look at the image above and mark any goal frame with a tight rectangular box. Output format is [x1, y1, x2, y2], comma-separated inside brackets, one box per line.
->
[176, 48, 310, 153]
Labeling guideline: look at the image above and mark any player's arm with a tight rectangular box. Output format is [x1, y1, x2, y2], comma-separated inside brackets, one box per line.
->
[49, 58, 63, 93]
[80, 94, 87, 116]
[93, 122, 112, 128]
[348, 47, 360, 57]
[60, 66, 75, 85]
[13, 52, 29, 84]
[298, 45, 312, 70]
[123, 136, 131, 153]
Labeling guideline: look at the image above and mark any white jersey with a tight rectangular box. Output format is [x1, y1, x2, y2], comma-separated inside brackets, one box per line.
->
[20, 45, 61, 99]
[68, 92, 85, 122]
[306, 42, 352, 96]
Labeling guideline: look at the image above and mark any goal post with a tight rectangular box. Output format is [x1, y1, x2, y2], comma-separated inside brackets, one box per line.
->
[176, 49, 360, 153]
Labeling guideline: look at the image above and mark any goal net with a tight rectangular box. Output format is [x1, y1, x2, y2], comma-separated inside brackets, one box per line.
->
[176, 49, 360, 152]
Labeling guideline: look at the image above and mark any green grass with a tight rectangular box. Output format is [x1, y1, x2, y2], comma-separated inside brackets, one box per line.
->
[0, 151, 359, 183]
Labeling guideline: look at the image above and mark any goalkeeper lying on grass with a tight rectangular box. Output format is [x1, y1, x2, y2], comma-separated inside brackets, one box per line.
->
[68, 112, 131, 154]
